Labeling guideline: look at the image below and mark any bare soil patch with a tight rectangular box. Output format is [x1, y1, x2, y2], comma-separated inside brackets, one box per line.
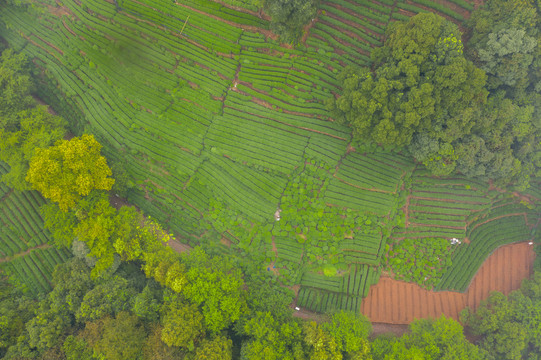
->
[167, 239, 192, 253]
[360, 242, 536, 324]
[301, 11, 320, 46]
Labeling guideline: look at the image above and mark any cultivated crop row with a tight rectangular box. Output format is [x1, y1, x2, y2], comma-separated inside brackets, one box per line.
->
[325, 177, 397, 216]
[436, 214, 533, 291]
[1, 247, 70, 297]
[298, 286, 362, 312]
[297, 265, 379, 311]
[335, 152, 405, 193]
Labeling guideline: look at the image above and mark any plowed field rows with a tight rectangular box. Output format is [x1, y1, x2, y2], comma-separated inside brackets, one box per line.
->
[361, 242, 536, 323]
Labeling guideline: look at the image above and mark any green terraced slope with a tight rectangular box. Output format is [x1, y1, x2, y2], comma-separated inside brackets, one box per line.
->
[1, 0, 537, 311]
[0, 162, 71, 297]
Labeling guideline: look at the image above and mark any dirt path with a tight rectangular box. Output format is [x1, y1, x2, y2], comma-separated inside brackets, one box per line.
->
[0, 244, 51, 263]
[292, 305, 410, 337]
[360, 242, 536, 324]
[167, 238, 192, 253]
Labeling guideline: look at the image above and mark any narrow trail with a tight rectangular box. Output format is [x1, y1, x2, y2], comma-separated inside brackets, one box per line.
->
[167, 238, 192, 253]
[0, 244, 51, 263]
[292, 307, 409, 337]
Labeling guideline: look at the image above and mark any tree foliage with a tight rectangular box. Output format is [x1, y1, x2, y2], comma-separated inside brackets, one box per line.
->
[76, 276, 136, 322]
[0, 48, 66, 190]
[26, 134, 115, 211]
[0, 280, 35, 358]
[182, 247, 248, 333]
[0, 49, 34, 127]
[62, 336, 97, 360]
[0, 106, 66, 190]
[84, 311, 146, 360]
[195, 335, 233, 360]
[463, 0, 541, 188]
[160, 300, 205, 350]
[372, 316, 489, 360]
[330, 9, 540, 186]
[461, 273, 541, 360]
[322, 311, 372, 358]
[43, 190, 170, 276]
[263, 0, 317, 43]
[303, 321, 342, 360]
[329, 13, 487, 148]
[241, 311, 304, 359]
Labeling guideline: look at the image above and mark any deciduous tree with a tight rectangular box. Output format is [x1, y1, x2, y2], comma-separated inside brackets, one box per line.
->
[0, 106, 66, 190]
[0, 49, 34, 128]
[26, 134, 114, 211]
[328, 13, 487, 175]
[323, 311, 371, 359]
[182, 247, 247, 332]
[161, 301, 205, 350]
[195, 335, 233, 360]
[303, 321, 342, 360]
[84, 312, 146, 360]
[263, 0, 317, 43]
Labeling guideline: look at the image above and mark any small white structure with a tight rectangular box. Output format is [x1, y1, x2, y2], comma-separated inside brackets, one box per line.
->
[450, 238, 461, 245]
[529, 241, 534, 245]
[274, 208, 282, 221]
[295, 307, 300, 311]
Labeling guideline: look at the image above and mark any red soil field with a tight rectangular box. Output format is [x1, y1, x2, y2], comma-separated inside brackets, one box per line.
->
[361, 242, 536, 324]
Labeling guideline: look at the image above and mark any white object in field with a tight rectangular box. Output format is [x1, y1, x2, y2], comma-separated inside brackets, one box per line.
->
[274, 208, 282, 221]
[450, 238, 460, 245]
[529, 241, 534, 245]
[295, 307, 300, 311]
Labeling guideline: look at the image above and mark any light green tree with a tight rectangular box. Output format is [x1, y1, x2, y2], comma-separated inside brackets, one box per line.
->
[323, 311, 372, 359]
[161, 301, 205, 350]
[303, 321, 342, 360]
[84, 312, 146, 360]
[195, 335, 233, 360]
[26, 134, 114, 211]
[0, 106, 66, 190]
[182, 247, 247, 333]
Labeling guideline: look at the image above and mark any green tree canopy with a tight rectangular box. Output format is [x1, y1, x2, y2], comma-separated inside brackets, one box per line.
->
[182, 247, 248, 333]
[372, 316, 489, 360]
[195, 335, 233, 360]
[26, 134, 115, 211]
[466, 0, 540, 96]
[329, 13, 487, 150]
[0, 49, 34, 128]
[160, 300, 206, 350]
[241, 311, 304, 360]
[461, 272, 541, 360]
[263, 0, 317, 43]
[463, 0, 541, 188]
[76, 276, 137, 323]
[303, 321, 342, 360]
[83, 311, 146, 360]
[0, 48, 66, 190]
[0, 106, 66, 190]
[322, 311, 372, 358]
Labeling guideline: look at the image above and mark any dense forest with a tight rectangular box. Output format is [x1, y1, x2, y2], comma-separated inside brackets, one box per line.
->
[0, 0, 540, 358]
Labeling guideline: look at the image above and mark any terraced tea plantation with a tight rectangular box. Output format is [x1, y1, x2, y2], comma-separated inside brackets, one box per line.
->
[0, 162, 71, 297]
[0, 0, 538, 312]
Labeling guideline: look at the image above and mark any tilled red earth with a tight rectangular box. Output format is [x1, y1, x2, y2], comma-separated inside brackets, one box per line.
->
[361, 242, 536, 324]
